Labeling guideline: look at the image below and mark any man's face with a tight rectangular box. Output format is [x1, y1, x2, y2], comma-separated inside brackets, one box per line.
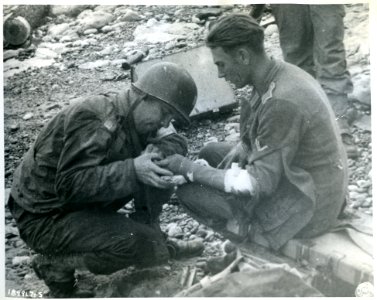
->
[134, 98, 175, 136]
[210, 47, 249, 89]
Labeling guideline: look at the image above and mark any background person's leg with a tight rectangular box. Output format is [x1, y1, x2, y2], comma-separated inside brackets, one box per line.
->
[310, 5, 353, 98]
[310, 5, 357, 157]
[271, 4, 315, 76]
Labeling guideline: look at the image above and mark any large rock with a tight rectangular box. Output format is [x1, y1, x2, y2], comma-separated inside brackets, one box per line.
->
[78, 60, 111, 69]
[78, 10, 115, 30]
[120, 9, 143, 22]
[98, 45, 118, 56]
[3, 49, 21, 61]
[196, 8, 223, 20]
[38, 42, 67, 54]
[72, 38, 98, 48]
[47, 23, 71, 38]
[50, 5, 90, 17]
[12, 256, 31, 266]
[350, 72, 371, 106]
[94, 5, 119, 13]
[133, 20, 200, 44]
[60, 31, 79, 42]
[34, 47, 58, 59]
[4, 57, 55, 79]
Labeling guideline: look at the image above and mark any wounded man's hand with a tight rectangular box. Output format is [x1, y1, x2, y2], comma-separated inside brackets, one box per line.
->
[134, 152, 174, 189]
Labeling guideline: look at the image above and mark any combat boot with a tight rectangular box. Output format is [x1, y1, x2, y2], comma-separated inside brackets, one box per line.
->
[166, 238, 204, 259]
[31, 254, 94, 298]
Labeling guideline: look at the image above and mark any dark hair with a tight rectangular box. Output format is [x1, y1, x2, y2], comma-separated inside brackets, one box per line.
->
[206, 13, 264, 54]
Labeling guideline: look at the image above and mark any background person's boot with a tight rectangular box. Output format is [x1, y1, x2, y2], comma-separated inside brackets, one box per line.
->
[327, 93, 359, 159]
[341, 132, 358, 159]
[337, 117, 358, 158]
[32, 254, 94, 298]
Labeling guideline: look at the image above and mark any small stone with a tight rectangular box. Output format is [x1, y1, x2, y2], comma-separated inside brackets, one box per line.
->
[223, 240, 237, 253]
[226, 115, 240, 122]
[83, 28, 98, 35]
[165, 41, 176, 51]
[78, 59, 111, 70]
[14, 240, 26, 248]
[224, 123, 240, 132]
[348, 185, 359, 192]
[101, 25, 114, 33]
[204, 231, 215, 242]
[121, 10, 143, 22]
[166, 223, 184, 238]
[357, 179, 371, 189]
[192, 16, 203, 24]
[203, 136, 219, 146]
[5, 225, 19, 238]
[22, 113, 34, 120]
[225, 132, 239, 143]
[60, 34, 79, 43]
[174, 9, 184, 16]
[12, 256, 31, 266]
[5, 211, 13, 220]
[9, 123, 20, 131]
[196, 8, 223, 20]
[98, 46, 116, 56]
[24, 273, 36, 280]
[196, 229, 208, 238]
[176, 42, 187, 48]
[44, 103, 61, 111]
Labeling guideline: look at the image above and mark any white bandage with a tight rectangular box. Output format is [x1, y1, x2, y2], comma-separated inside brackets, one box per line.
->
[224, 163, 254, 195]
[193, 158, 210, 167]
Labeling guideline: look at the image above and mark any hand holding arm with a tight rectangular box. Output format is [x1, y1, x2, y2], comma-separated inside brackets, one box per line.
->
[134, 152, 174, 189]
[158, 154, 255, 195]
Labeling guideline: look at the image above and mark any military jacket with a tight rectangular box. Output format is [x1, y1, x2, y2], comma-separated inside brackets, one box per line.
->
[11, 91, 187, 214]
[240, 59, 347, 250]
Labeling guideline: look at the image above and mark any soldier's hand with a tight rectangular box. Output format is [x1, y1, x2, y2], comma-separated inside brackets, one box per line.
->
[134, 153, 173, 189]
[156, 154, 186, 174]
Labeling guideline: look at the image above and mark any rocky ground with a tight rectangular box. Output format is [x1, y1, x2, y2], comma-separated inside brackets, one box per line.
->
[3, 4, 372, 298]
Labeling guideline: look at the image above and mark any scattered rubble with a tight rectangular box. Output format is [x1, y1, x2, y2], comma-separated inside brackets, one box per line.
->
[3, 3, 372, 298]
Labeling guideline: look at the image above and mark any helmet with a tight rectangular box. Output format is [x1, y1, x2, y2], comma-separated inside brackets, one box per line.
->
[132, 62, 197, 125]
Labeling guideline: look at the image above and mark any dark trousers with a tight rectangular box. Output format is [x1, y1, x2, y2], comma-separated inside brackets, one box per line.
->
[176, 143, 269, 246]
[8, 186, 171, 275]
[271, 5, 353, 124]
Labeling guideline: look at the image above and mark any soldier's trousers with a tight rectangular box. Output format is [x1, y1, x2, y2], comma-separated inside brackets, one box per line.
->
[176, 142, 269, 247]
[8, 187, 171, 275]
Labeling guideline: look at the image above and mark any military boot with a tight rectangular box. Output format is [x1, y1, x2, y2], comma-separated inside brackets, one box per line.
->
[327, 93, 359, 158]
[166, 238, 204, 259]
[31, 254, 94, 298]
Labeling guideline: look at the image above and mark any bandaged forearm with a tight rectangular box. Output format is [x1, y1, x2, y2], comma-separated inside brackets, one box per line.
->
[223, 167, 255, 195]
[178, 159, 254, 195]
